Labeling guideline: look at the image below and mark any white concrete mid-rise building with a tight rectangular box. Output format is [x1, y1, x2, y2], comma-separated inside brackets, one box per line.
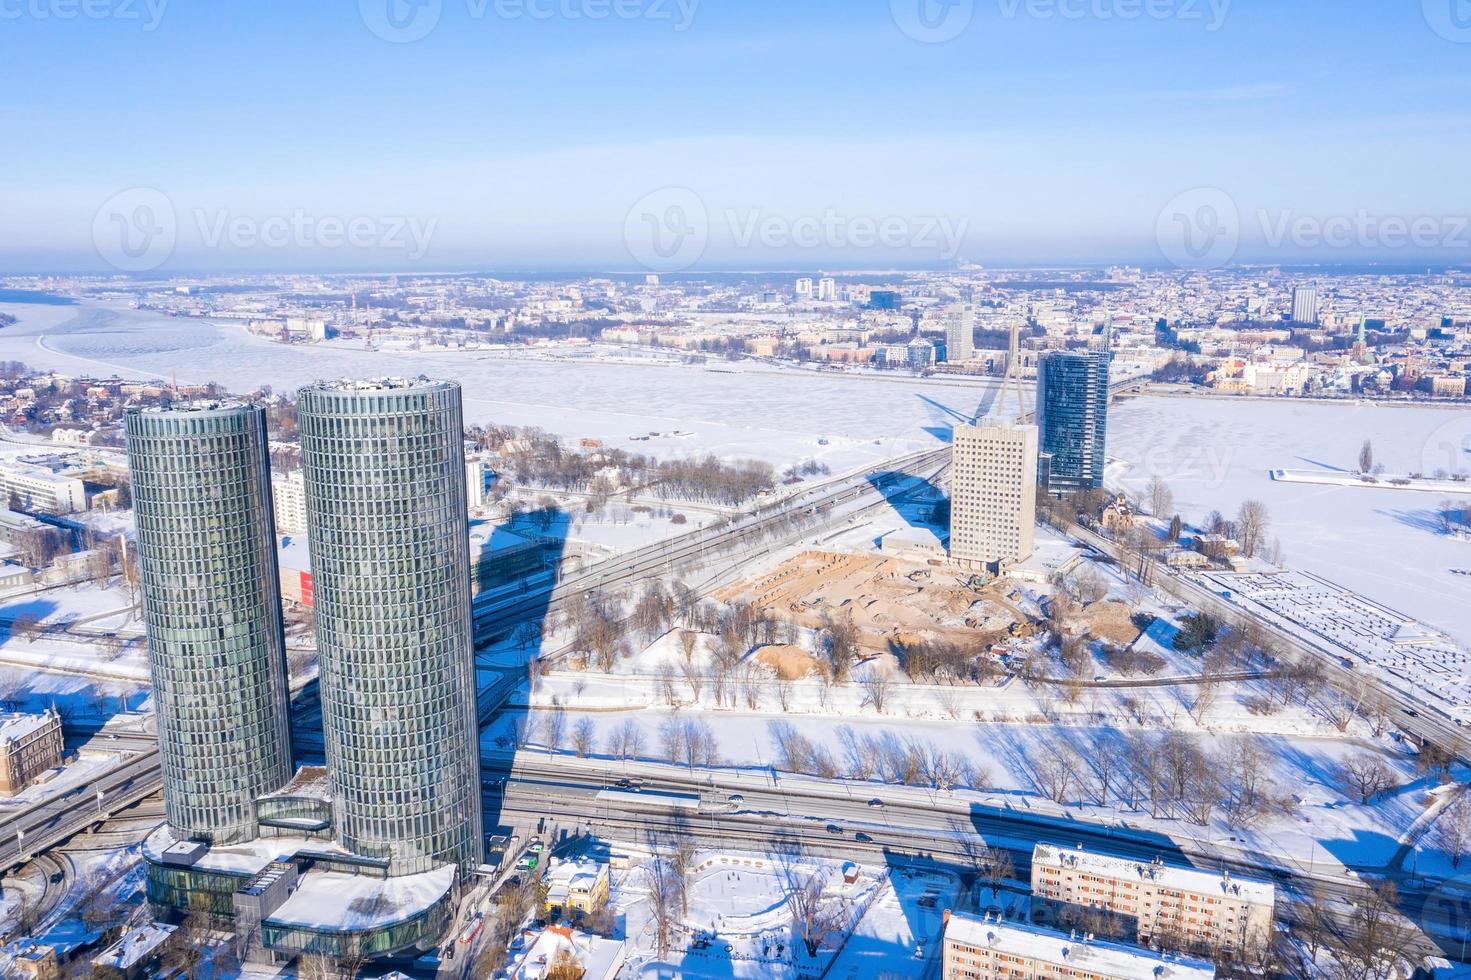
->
[949, 422, 1038, 571]
[942, 912, 1215, 980]
[1031, 843, 1275, 957]
[270, 469, 309, 537]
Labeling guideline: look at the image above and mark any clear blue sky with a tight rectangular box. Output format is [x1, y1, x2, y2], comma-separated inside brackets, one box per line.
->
[2, 0, 1468, 271]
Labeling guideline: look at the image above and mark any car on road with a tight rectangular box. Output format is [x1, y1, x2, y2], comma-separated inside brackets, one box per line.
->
[867, 798, 884, 808]
[855, 832, 873, 842]
[826, 824, 842, 835]
[728, 794, 744, 805]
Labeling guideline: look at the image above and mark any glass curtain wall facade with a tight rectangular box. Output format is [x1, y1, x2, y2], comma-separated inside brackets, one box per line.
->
[125, 404, 292, 845]
[297, 379, 482, 877]
[1036, 350, 1110, 493]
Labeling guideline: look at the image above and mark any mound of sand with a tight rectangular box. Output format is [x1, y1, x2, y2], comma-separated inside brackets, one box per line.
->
[755, 644, 819, 680]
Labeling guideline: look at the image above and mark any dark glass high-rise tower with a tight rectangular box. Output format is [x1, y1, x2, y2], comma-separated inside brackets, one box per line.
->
[297, 378, 482, 877]
[1036, 350, 1110, 493]
[126, 403, 292, 845]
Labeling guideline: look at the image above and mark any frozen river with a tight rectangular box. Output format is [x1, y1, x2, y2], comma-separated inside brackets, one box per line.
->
[1109, 395, 1471, 646]
[0, 301, 1007, 477]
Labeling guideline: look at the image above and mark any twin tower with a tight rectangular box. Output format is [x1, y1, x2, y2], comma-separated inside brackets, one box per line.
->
[126, 378, 482, 879]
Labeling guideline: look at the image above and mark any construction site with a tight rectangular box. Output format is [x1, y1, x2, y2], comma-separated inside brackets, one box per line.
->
[716, 549, 1034, 658]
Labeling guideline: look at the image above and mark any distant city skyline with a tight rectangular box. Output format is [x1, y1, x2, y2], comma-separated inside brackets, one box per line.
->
[2, 2, 1469, 271]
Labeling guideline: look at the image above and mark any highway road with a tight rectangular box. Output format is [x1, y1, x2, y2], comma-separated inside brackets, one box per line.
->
[483, 754, 1462, 962]
[0, 750, 160, 872]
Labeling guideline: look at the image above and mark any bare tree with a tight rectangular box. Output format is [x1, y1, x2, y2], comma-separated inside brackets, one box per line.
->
[974, 845, 1014, 898]
[571, 717, 596, 758]
[1034, 748, 1077, 804]
[655, 662, 679, 706]
[860, 670, 892, 714]
[1358, 439, 1374, 475]
[1147, 475, 1174, 518]
[1235, 499, 1270, 558]
[659, 716, 687, 765]
[644, 855, 681, 959]
[821, 614, 860, 683]
[680, 659, 704, 703]
[678, 628, 699, 664]
[540, 706, 568, 754]
[1336, 752, 1400, 805]
[1432, 794, 1471, 869]
[607, 718, 645, 761]
[1327, 882, 1419, 980]
[780, 863, 847, 957]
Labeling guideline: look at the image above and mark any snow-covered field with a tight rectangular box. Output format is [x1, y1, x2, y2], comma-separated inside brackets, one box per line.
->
[614, 849, 946, 979]
[1109, 395, 1471, 645]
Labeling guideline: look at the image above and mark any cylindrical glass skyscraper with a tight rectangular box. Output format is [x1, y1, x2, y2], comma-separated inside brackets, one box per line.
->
[126, 403, 293, 845]
[297, 379, 482, 877]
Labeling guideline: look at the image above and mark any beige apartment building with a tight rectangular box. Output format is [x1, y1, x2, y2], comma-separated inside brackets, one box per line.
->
[949, 422, 1038, 572]
[0, 709, 64, 794]
[1030, 844, 1275, 958]
[942, 911, 1215, 980]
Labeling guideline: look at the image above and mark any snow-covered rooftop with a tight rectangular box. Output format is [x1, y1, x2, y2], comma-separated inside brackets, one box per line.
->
[134, 399, 247, 415]
[1033, 843, 1276, 906]
[144, 824, 352, 877]
[945, 912, 1216, 979]
[259, 764, 331, 802]
[305, 376, 448, 393]
[90, 923, 176, 971]
[509, 926, 626, 980]
[265, 863, 456, 933]
[0, 709, 56, 744]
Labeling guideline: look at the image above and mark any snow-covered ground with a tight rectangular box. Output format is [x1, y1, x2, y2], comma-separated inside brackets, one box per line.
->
[1109, 395, 1471, 645]
[614, 848, 939, 980]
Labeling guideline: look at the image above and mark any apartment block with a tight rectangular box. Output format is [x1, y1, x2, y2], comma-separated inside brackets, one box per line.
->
[942, 912, 1215, 980]
[270, 469, 308, 537]
[0, 709, 63, 794]
[1030, 843, 1275, 957]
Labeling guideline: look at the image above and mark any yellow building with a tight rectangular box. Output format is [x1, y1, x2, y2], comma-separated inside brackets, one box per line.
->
[544, 860, 610, 918]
